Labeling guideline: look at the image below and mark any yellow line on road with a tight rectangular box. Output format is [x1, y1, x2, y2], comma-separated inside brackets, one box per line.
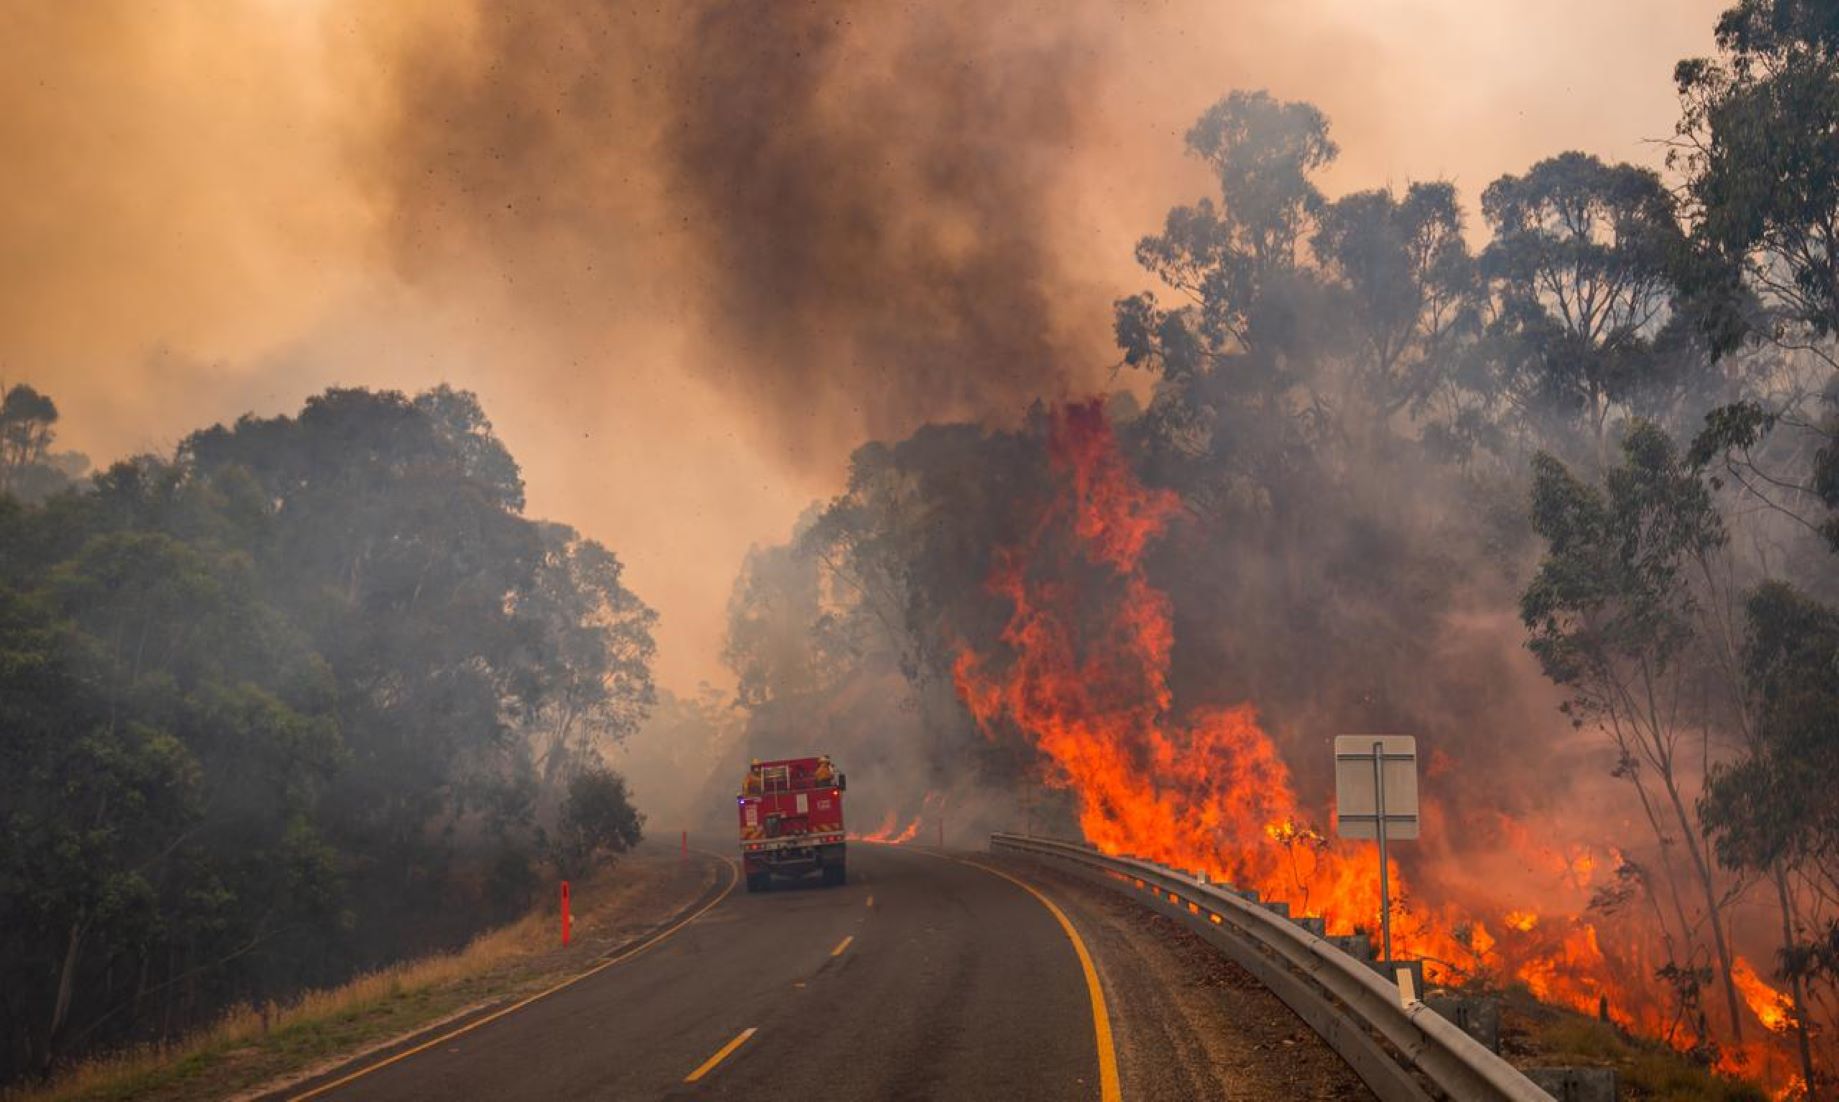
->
[287, 852, 739, 1100]
[831, 934, 853, 957]
[683, 1027, 756, 1082]
[959, 859, 1122, 1102]
[866, 893, 874, 908]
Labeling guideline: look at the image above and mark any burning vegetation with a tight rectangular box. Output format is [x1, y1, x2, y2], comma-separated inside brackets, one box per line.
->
[953, 402, 1792, 1072]
[720, 8, 1839, 1095]
[7, 0, 1839, 1098]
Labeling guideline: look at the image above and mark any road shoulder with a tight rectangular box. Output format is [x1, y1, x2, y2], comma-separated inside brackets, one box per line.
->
[254, 850, 729, 1102]
[984, 854, 1375, 1102]
[20, 848, 725, 1102]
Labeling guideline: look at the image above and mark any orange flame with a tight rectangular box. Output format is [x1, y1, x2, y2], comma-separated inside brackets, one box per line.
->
[958, 404, 1427, 945]
[851, 809, 898, 842]
[1732, 956, 1794, 1034]
[851, 791, 942, 844]
[1717, 1039, 1803, 1100]
[951, 401, 1796, 1085]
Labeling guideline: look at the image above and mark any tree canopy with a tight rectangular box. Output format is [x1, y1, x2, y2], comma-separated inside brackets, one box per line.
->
[0, 385, 651, 1082]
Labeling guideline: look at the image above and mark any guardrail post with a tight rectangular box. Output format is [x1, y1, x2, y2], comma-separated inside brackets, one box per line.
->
[1426, 994, 1502, 1053]
[1525, 1068, 1614, 1101]
[1329, 934, 1374, 961]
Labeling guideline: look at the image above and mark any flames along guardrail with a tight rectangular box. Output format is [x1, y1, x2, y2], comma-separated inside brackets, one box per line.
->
[989, 832, 1555, 1102]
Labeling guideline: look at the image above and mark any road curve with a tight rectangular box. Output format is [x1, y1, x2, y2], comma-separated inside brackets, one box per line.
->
[283, 844, 1103, 1101]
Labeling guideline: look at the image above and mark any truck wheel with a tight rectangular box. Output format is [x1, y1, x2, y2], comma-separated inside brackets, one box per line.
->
[822, 863, 846, 887]
[745, 872, 769, 893]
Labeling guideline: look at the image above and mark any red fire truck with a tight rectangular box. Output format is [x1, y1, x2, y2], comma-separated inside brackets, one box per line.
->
[738, 756, 846, 892]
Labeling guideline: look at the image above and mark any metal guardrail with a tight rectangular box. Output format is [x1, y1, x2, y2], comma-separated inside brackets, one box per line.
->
[990, 833, 1554, 1102]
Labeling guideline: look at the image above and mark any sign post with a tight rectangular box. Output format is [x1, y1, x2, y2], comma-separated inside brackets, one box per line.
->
[1334, 735, 1419, 967]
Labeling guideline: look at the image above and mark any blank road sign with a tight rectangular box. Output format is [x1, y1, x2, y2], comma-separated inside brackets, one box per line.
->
[1334, 735, 1419, 840]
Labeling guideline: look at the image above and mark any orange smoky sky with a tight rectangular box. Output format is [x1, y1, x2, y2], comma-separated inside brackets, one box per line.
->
[1, 0, 1723, 692]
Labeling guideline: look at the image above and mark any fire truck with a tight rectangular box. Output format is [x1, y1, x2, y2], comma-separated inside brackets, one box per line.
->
[738, 756, 846, 892]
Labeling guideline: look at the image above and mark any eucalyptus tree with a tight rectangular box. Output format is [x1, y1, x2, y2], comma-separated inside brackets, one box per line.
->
[1310, 182, 1481, 459]
[1676, 0, 1839, 549]
[1478, 154, 1690, 468]
[1522, 422, 1747, 1043]
[1701, 581, 1839, 1090]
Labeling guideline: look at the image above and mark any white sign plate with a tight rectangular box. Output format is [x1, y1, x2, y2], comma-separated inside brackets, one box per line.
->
[1334, 734, 1419, 840]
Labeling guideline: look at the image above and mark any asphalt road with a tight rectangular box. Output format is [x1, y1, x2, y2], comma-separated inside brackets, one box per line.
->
[280, 843, 1367, 1101]
[286, 844, 1102, 1102]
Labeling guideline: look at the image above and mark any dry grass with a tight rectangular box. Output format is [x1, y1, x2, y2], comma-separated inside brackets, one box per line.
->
[9, 855, 688, 1102]
[1502, 991, 1773, 1102]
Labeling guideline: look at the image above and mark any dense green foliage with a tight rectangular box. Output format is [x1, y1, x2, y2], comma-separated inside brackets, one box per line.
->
[554, 767, 646, 879]
[1677, 0, 1839, 554]
[0, 386, 652, 1083]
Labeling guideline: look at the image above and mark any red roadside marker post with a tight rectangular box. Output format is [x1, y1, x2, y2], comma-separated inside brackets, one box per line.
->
[560, 880, 572, 948]
[681, 829, 687, 862]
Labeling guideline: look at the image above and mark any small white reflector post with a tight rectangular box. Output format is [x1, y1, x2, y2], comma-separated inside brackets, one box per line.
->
[1396, 966, 1417, 1006]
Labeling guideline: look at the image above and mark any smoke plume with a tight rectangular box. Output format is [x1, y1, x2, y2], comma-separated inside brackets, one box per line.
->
[3, 0, 1726, 693]
[368, 2, 1117, 468]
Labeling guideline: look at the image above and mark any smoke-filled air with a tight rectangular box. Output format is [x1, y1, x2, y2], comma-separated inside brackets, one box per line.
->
[5, 0, 1839, 1099]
